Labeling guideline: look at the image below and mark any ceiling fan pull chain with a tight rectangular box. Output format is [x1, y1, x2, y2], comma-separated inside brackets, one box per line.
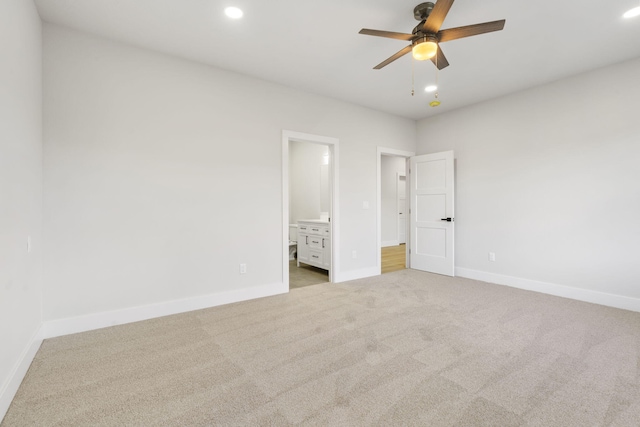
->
[430, 53, 441, 108]
[435, 54, 438, 90]
[411, 57, 415, 96]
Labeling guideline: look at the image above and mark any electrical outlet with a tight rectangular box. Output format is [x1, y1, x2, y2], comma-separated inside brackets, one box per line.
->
[489, 252, 496, 262]
[352, 250, 357, 259]
[239, 263, 247, 274]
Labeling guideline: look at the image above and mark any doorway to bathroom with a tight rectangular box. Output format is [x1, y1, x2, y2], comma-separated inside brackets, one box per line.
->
[282, 131, 339, 290]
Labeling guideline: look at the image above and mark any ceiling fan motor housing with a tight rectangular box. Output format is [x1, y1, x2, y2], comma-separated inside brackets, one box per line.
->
[412, 34, 437, 47]
[414, 2, 435, 21]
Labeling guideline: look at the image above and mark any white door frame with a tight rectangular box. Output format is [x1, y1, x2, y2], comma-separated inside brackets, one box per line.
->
[283, 130, 339, 288]
[376, 147, 415, 275]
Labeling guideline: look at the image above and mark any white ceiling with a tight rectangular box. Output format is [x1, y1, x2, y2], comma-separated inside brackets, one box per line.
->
[35, 0, 640, 120]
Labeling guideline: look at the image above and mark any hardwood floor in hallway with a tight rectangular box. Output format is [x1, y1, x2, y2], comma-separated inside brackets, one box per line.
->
[382, 244, 406, 274]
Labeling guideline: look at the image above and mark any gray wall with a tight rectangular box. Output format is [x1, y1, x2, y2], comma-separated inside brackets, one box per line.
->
[417, 57, 640, 304]
[42, 24, 416, 323]
[0, 0, 43, 416]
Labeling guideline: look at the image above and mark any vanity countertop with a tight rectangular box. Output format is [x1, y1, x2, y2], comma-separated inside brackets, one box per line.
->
[298, 219, 329, 224]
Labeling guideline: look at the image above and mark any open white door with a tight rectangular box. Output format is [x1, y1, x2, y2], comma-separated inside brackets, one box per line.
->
[410, 151, 454, 276]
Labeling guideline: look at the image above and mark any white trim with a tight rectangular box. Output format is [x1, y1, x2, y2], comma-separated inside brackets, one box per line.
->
[0, 326, 43, 422]
[456, 267, 640, 313]
[43, 283, 287, 339]
[284, 130, 339, 146]
[377, 147, 415, 275]
[282, 133, 290, 289]
[378, 147, 416, 157]
[283, 130, 339, 287]
[381, 240, 400, 248]
[334, 266, 379, 283]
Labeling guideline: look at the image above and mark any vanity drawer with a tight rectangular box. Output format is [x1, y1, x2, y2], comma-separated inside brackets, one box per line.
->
[308, 249, 323, 265]
[308, 236, 323, 249]
[308, 225, 325, 236]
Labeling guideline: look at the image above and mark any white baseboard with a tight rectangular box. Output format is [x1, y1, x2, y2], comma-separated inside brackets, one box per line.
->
[334, 266, 380, 283]
[0, 325, 43, 423]
[456, 267, 640, 313]
[43, 282, 288, 339]
[381, 240, 399, 248]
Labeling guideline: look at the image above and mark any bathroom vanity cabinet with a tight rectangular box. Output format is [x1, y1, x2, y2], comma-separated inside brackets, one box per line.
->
[297, 220, 330, 271]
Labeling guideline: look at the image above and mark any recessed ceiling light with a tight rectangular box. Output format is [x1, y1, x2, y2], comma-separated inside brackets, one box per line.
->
[425, 85, 438, 93]
[623, 6, 640, 18]
[225, 7, 243, 19]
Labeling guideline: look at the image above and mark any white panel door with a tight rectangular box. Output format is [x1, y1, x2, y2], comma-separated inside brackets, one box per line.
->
[410, 151, 454, 276]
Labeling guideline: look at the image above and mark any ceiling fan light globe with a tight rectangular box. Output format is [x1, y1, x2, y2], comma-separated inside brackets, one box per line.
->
[412, 41, 438, 60]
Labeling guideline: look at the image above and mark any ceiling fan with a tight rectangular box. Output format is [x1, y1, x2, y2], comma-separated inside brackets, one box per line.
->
[359, 0, 506, 70]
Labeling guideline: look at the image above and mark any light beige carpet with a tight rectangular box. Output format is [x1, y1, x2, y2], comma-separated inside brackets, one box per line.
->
[3, 270, 640, 426]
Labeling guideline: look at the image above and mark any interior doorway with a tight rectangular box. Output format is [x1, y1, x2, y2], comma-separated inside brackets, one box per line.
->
[397, 173, 407, 244]
[282, 131, 339, 290]
[377, 147, 415, 275]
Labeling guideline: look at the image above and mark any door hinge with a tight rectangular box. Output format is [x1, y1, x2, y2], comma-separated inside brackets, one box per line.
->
[409, 248, 411, 254]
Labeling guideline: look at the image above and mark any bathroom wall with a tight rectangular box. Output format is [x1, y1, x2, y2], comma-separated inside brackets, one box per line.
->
[289, 141, 329, 225]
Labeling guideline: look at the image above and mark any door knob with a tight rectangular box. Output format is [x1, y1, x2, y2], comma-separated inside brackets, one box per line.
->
[440, 217, 454, 222]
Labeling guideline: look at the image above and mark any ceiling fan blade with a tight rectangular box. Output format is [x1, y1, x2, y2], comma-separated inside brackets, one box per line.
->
[431, 45, 450, 70]
[422, 0, 455, 34]
[359, 29, 414, 41]
[437, 19, 506, 43]
[373, 45, 412, 69]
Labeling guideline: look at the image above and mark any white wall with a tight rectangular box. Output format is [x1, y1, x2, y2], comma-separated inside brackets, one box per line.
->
[381, 156, 406, 246]
[417, 57, 640, 308]
[42, 24, 416, 327]
[0, 0, 43, 419]
[289, 141, 328, 224]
